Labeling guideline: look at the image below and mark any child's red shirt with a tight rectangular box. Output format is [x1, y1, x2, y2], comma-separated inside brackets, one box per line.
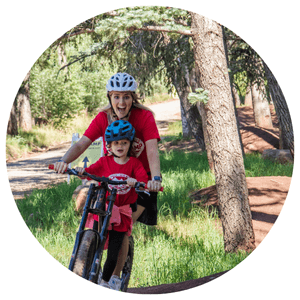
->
[85, 155, 148, 232]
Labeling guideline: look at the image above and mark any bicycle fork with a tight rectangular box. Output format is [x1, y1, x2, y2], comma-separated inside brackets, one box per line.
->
[88, 189, 117, 282]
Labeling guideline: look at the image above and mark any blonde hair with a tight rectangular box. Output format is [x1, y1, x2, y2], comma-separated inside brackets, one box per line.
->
[100, 92, 155, 124]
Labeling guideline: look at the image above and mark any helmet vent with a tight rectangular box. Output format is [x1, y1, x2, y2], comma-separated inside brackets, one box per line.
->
[106, 73, 137, 92]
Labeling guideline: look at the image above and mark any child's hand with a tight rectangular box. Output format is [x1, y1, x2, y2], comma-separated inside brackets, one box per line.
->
[126, 178, 137, 187]
[75, 167, 85, 175]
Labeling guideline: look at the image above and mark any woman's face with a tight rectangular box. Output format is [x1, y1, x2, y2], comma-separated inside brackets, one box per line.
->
[110, 92, 133, 119]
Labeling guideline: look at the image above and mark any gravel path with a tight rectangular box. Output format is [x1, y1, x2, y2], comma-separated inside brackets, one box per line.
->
[7, 142, 72, 199]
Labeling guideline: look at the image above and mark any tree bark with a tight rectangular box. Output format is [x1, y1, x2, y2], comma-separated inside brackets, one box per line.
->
[251, 82, 273, 129]
[58, 43, 68, 72]
[197, 101, 214, 172]
[222, 26, 245, 157]
[7, 98, 18, 136]
[244, 82, 252, 106]
[190, 12, 255, 252]
[263, 61, 294, 157]
[232, 86, 241, 107]
[172, 67, 206, 150]
[190, 65, 214, 172]
[18, 71, 32, 131]
[180, 103, 193, 138]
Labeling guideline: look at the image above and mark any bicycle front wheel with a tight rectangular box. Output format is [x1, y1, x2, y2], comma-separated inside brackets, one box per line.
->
[120, 235, 134, 292]
[73, 230, 98, 279]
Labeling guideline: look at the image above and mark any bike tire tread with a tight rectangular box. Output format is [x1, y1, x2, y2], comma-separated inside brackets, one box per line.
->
[73, 230, 97, 278]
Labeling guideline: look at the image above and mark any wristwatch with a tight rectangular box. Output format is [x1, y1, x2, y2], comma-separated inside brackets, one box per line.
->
[58, 159, 67, 163]
[153, 176, 162, 182]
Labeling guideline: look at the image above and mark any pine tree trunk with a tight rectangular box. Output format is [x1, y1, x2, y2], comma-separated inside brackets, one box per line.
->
[190, 12, 255, 252]
[197, 101, 214, 172]
[180, 103, 193, 138]
[232, 86, 241, 107]
[57, 43, 68, 69]
[7, 99, 18, 136]
[172, 67, 205, 150]
[189, 66, 214, 172]
[18, 71, 32, 131]
[222, 26, 244, 157]
[244, 83, 252, 106]
[251, 82, 273, 129]
[263, 61, 294, 157]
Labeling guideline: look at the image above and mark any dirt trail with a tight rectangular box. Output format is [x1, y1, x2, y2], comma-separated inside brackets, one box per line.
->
[7, 142, 72, 199]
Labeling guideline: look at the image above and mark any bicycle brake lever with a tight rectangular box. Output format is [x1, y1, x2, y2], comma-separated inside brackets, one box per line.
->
[135, 188, 150, 196]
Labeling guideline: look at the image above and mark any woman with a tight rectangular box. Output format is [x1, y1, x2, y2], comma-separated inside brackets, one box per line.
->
[54, 72, 162, 284]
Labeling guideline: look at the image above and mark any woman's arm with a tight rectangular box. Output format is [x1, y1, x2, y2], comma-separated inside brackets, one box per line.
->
[145, 138, 161, 192]
[54, 135, 92, 173]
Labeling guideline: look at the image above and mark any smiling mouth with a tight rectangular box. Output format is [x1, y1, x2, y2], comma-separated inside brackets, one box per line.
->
[117, 107, 126, 114]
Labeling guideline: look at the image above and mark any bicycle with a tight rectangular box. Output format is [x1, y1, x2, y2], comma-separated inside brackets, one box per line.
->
[48, 164, 163, 291]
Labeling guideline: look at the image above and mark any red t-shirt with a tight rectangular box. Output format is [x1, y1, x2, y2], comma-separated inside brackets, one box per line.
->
[85, 155, 148, 232]
[84, 108, 160, 176]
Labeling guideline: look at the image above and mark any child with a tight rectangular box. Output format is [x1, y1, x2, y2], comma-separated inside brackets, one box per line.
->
[75, 120, 148, 290]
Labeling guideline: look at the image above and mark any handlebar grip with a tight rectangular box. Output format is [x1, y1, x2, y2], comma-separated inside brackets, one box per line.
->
[48, 164, 67, 174]
[144, 184, 164, 192]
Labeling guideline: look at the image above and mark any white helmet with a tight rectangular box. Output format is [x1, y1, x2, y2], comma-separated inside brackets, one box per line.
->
[106, 73, 138, 92]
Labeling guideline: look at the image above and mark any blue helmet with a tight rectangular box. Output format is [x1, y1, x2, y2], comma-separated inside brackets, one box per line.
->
[105, 120, 135, 143]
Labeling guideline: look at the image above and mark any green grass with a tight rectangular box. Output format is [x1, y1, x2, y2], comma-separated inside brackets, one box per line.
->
[6, 112, 94, 160]
[159, 151, 215, 215]
[243, 152, 293, 177]
[131, 206, 248, 287]
[16, 178, 82, 266]
[160, 120, 185, 138]
[16, 178, 248, 287]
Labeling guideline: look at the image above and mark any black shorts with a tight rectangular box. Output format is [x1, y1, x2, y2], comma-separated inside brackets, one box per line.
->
[130, 192, 158, 226]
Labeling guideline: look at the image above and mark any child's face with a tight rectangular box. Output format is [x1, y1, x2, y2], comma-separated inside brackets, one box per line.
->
[110, 139, 130, 158]
[110, 92, 133, 119]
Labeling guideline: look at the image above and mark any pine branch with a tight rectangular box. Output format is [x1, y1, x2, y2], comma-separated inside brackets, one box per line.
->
[128, 25, 192, 36]
[56, 28, 95, 42]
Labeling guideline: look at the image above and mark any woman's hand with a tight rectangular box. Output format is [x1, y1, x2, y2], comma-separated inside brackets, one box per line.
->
[54, 161, 68, 174]
[147, 180, 161, 192]
[126, 177, 137, 187]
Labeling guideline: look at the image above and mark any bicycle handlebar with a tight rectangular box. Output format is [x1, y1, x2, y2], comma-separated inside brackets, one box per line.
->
[48, 164, 163, 191]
